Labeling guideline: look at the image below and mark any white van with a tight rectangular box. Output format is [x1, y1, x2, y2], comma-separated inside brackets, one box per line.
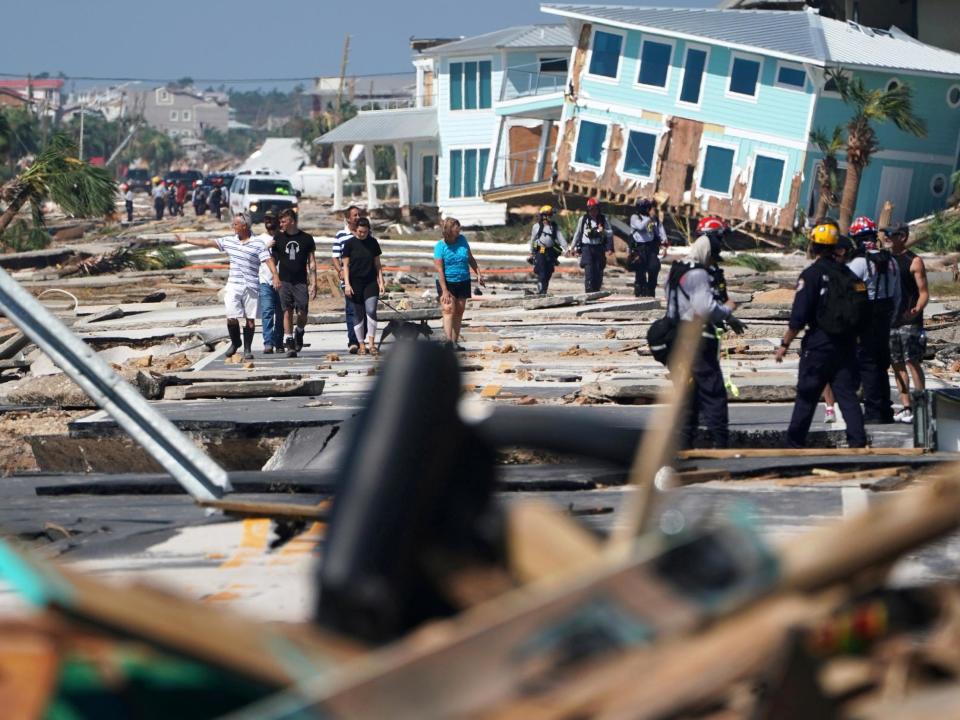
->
[229, 172, 299, 222]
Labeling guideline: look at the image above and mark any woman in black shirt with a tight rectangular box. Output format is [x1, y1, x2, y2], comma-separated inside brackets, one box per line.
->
[342, 217, 386, 355]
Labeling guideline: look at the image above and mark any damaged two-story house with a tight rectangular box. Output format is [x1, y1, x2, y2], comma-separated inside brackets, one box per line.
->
[486, 4, 960, 231]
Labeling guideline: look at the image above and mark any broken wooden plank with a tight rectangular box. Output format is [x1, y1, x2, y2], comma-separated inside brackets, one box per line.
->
[76, 305, 124, 325]
[73, 301, 179, 315]
[0, 359, 30, 371]
[0, 332, 29, 360]
[197, 498, 330, 521]
[678, 448, 925, 459]
[507, 500, 602, 583]
[163, 378, 324, 400]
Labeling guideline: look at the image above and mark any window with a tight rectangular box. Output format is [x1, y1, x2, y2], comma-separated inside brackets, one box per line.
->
[776, 63, 806, 90]
[169, 110, 179, 121]
[574, 120, 607, 167]
[156, 88, 172, 105]
[948, 85, 960, 108]
[623, 130, 657, 177]
[637, 39, 672, 89]
[449, 147, 490, 198]
[540, 57, 568, 73]
[931, 174, 948, 197]
[728, 55, 761, 98]
[678, 47, 707, 105]
[701, 145, 735, 194]
[181, 109, 192, 122]
[449, 60, 492, 110]
[750, 155, 786, 204]
[588, 30, 623, 79]
[823, 75, 839, 94]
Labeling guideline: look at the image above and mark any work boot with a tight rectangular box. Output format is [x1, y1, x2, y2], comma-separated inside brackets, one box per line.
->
[294, 327, 305, 352]
[225, 323, 242, 357]
[285, 337, 297, 358]
[242, 325, 255, 360]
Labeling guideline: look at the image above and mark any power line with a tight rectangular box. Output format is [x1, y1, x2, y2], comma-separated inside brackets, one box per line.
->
[0, 71, 414, 85]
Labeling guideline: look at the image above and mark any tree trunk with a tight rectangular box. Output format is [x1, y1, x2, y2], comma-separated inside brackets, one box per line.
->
[838, 161, 863, 234]
[0, 195, 26, 237]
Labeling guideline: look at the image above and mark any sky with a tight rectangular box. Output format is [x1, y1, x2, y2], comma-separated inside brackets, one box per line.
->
[2, 0, 718, 91]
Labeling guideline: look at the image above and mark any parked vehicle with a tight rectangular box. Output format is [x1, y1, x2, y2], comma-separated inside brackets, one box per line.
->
[228, 175, 299, 222]
[124, 168, 152, 193]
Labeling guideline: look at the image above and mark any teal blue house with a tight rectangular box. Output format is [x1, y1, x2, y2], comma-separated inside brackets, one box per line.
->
[484, 4, 960, 231]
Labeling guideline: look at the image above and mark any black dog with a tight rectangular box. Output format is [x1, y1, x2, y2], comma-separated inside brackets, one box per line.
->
[377, 319, 434, 350]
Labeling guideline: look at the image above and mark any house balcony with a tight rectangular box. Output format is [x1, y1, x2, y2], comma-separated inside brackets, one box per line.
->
[495, 64, 566, 120]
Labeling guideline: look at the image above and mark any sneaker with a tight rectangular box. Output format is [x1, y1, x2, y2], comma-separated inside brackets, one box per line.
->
[263, 345, 274, 355]
[898, 408, 914, 424]
[348, 344, 359, 355]
[893, 408, 906, 422]
[824, 407, 836, 423]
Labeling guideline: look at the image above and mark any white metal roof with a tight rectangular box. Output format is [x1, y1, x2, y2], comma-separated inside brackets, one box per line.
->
[422, 24, 573, 56]
[541, 4, 960, 77]
[314, 108, 438, 145]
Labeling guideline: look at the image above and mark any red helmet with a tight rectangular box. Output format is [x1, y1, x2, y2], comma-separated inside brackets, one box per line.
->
[849, 216, 877, 237]
[697, 216, 728, 235]
[586, 197, 599, 208]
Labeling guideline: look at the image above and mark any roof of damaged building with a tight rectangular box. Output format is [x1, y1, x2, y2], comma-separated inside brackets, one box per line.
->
[421, 24, 574, 55]
[314, 107, 438, 145]
[541, 4, 960, 76]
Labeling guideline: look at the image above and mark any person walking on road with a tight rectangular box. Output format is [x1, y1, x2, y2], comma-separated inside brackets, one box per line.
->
[775, 223, 868, 448]
[152, 179, 166, 221]
[193, 181, 207, 216]
[529, 205, 567, 295]
[628, 199, 668, 297]
[886, 223, 929, 424]
[123, 184, 134, 222]
[848, 216, 901, 424]
[332, 205, 362, 353]
[342, 217, 385, 356]
[175, 180, 188, 216]
[208, 184, 223, 221]
[255, 210, 284, 354]
[572, 198, 613, 293]
[663, 232, 746, 449]
[272, 208, 316, 358]
[177, 213, 280, 360]
[166, 180, 178, 217]
[434, 217, 484, 350]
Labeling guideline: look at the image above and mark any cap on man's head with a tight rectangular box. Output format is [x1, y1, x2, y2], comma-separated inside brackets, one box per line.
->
[263, 209, 277, 220]
[882, 222, 910, 236]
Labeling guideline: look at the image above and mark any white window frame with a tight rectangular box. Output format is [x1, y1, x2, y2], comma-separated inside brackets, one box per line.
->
[696, 139, 740, 199]
[181, 109, 192, 122]
[156, 88, 172, 105]
[447, 56, 495, 114]
[676, 42, 711, 109]
[634, 36, 675, 95]
[748, 150, 789, 206]
[774, 60, 808, 91]
[446, 144, 490, 200]
[169, 109, 179, 122]
[931, 173, 949, 197]
[725, 51, 763, 103]
[585, 26, 626, 85]
[618, 124, 662, 180]
[570, 117, 610, 173]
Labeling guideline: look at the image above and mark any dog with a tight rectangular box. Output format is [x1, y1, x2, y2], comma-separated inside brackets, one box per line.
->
[378, 319, 434, 350]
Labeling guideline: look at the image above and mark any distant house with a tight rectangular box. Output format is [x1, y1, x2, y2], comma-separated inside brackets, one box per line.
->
[63, 83, 139, 123]
[315, 25, 573, 225]
[127, 86, 231, 138]
[311, 73, 418, 114]
[0, 87, 33, 110]
[483, 4, 960, 230]
[0, 78, 63, 116]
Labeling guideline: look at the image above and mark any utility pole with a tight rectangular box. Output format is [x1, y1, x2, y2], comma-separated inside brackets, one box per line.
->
[334, 34, 351, 127]
[78, 98, 85, 161]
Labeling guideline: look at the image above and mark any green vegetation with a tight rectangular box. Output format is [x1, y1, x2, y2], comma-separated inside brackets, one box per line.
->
[128, 245, 188, 271]
[915, 211, 960, 254]
[725, 254, 782, 272]
[0, 219, 51, 252]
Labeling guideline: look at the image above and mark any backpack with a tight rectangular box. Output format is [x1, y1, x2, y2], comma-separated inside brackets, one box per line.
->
[815, 260, 868, 336]
[646, 262, 695, 364]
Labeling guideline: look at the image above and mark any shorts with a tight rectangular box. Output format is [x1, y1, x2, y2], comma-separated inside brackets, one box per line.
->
[279, 282, 309, 312]
[889, 324, 926, 364]
[436, 279, 471, 300]
[224, 285, 259, 319]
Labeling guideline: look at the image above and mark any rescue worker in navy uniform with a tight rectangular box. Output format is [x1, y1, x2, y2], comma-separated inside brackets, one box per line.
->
[775, 223, 868, 448]
[529, 205, 568, 295]
[665, 229, 746, 449]
[572, 198, 614, 293]
[847, 216, 900, 424]
[628, 199, 668, 297]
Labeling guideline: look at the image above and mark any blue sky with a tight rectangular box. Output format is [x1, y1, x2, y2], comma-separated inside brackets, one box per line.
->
[2, 0, 718, 90]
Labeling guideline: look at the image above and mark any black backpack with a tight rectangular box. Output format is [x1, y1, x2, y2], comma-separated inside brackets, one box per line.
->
[815, 260, 868, 336]
[646, 262, 695, 364]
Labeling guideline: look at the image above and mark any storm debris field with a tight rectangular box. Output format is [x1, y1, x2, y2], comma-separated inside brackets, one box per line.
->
[3, 198, 960, 718]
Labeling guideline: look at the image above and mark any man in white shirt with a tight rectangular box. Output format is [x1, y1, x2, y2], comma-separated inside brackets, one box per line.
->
[332, 205, 362, 353]
[177, 213, 280, 359]
[256, 211, 284, 353]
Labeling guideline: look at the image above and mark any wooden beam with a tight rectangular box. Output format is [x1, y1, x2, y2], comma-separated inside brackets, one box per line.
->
[678, 448, 925, 460]
[507, 501, 602, 583]
[197, 498, 330, 521]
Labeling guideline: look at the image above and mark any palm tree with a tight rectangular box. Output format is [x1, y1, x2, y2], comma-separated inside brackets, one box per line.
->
[808, 125, 845, 222]
[828, 68, 927, 232]
[0, 134, 116, 247]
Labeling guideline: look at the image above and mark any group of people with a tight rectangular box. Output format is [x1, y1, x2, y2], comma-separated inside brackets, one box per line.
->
[527, 197, 668, 297]
[660, 212, 927, 450]
[151, 178, 188, 220]
[148, 178, 223, 222]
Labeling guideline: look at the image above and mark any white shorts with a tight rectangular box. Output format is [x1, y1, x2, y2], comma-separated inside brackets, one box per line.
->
[224, 285, 259, 319]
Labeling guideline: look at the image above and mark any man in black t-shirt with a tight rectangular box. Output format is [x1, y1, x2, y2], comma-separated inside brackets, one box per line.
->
[272, 208, 317, 357]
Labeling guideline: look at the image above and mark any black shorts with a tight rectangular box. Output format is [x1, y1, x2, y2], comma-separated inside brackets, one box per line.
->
[436, 279, 471, 299]
[348, 278, 379, 306]
[279, 282, 309, 312]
